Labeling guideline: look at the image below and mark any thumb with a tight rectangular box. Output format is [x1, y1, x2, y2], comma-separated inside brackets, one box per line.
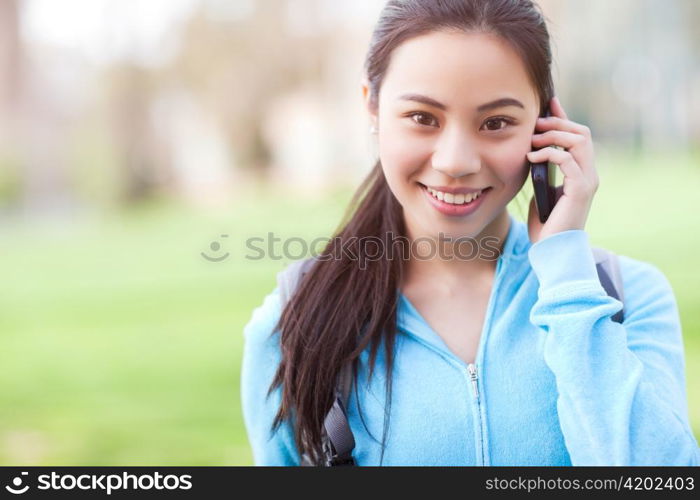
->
[527, 193, 543, 244]
[527, 185, 564, 244]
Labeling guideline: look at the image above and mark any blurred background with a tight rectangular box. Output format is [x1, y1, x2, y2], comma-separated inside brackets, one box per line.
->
[0, 0, 698, 465]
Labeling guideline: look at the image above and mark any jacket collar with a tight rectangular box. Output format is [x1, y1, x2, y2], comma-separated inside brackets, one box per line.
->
[395, 213, 530, 361]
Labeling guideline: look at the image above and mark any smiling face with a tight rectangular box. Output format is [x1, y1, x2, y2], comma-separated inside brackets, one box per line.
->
[364, 30, 540, 242]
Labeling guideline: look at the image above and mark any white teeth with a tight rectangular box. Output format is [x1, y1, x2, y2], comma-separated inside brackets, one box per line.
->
[426, 186, 483, 205]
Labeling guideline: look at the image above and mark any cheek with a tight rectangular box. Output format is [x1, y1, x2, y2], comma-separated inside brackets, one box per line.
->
[489, 136, 530, 165]
[487, 142, 530, 187]
[378, 129, 430, 193]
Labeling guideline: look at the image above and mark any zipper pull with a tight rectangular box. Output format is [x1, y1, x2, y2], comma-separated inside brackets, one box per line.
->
[468, 363, 479, 399]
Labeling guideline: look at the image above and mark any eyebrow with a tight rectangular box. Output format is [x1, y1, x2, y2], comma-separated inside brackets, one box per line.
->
[397, 93, 525, 112]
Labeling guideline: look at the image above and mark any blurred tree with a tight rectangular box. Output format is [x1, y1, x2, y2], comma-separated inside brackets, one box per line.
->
[0, 0, 20, 117]
[102, 63, 173, 203]
[165, 0, 332, 175]
[1, 0, 76, 215]
[681, 0, 700, 146]
[0, 0, 22, 208]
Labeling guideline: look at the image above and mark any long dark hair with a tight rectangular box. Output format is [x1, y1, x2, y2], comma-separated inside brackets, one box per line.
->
[268, 0, 555, 465]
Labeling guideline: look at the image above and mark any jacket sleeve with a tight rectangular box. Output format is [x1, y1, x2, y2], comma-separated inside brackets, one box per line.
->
[240, 285, 301, 466]
[527, 229, 700, 466]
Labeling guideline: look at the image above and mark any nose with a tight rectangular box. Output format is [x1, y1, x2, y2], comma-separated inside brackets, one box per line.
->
[431, 128, 481, 178]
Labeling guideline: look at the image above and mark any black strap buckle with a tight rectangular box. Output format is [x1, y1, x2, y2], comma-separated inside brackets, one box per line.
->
[322, 436, 355, 466]
[324, 454, 355, 466]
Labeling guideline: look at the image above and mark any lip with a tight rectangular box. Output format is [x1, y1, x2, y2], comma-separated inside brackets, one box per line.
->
[419, 183, 491, 217]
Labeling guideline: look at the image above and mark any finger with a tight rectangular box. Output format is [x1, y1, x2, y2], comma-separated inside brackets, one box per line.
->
[535, 115, 591, 138]
[531, 131, 596, 181]
[551, 96, 568, 121]
[531, 130, 587, 150]
[526, 147, 584, 182]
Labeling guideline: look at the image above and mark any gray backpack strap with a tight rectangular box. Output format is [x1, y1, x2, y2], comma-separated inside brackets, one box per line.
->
[299, 365, 356, 467]
[322, 363, 355, 466]
[591, 247, 625, 323]
[277, 257, 317, 306]
[276, 258, 356, 466]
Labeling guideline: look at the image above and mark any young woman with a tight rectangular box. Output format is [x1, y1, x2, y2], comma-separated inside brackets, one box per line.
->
[241, 0, 700, 466]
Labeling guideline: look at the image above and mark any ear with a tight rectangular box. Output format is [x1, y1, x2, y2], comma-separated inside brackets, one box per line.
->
[361, 78, 378, 127]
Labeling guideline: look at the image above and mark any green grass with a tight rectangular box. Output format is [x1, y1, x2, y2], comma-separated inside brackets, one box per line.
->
[0, 149, 698, 465]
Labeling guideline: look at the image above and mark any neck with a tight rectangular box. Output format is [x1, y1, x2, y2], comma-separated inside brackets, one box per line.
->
[401, 210, 511, 295]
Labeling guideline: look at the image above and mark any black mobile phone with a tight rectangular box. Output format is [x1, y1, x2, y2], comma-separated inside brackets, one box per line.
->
[530, 104, 556, 223]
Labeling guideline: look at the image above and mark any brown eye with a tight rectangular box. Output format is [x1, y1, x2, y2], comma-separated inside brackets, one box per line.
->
[407, 112, 438, 127]
[482, 117, 513, 131]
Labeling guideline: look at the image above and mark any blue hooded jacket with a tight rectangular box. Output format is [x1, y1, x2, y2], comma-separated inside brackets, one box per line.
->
[240, 214, 700, 465]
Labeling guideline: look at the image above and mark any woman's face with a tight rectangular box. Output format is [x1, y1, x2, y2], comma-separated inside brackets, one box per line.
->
[364, 30, 540, 241]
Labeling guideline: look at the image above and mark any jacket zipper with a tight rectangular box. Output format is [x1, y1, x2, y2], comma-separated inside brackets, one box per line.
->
[467, 244, 510, 465]
[468, 362, 484, 465]
[398, 230, 513, 465]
